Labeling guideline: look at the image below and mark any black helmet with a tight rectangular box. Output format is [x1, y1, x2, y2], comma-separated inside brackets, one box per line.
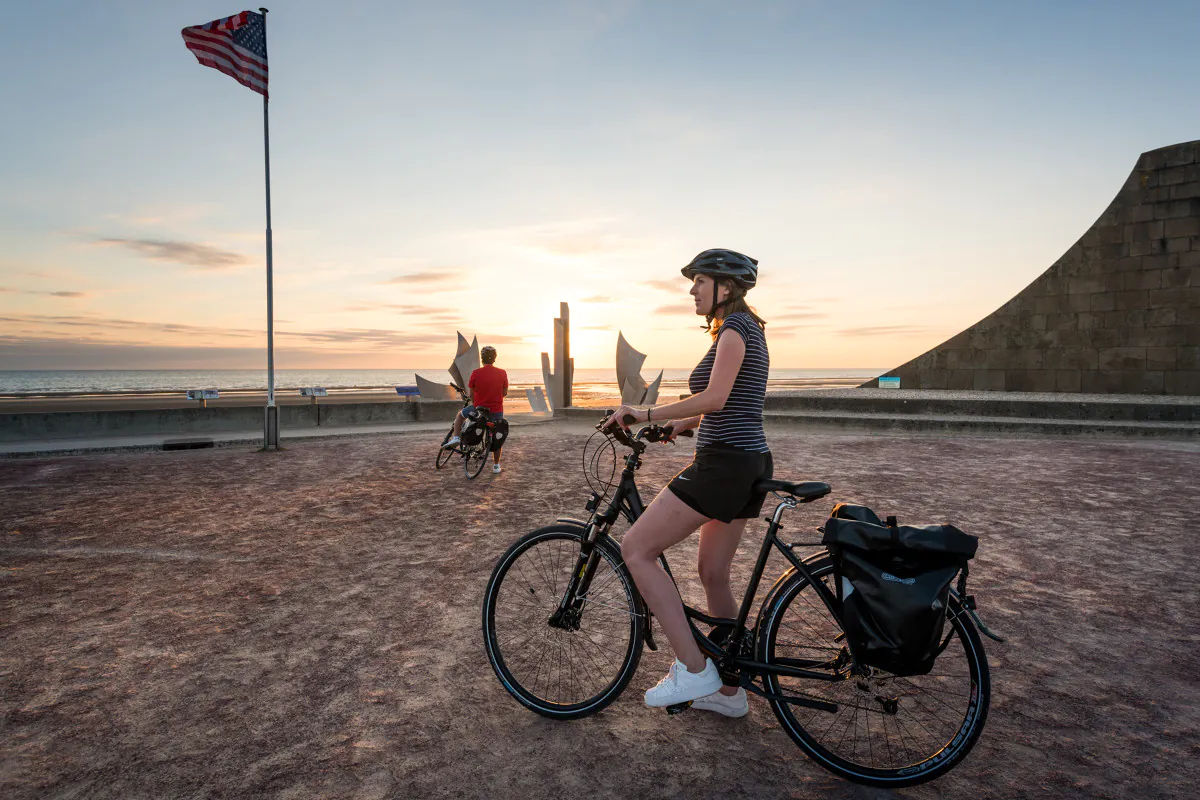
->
[481, 345, 497, 364]
[681, 249, 758, 289]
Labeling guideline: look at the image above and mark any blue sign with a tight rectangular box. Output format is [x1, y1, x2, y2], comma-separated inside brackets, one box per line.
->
[878, 377, 901, 389]
[395, 386, 420, 396]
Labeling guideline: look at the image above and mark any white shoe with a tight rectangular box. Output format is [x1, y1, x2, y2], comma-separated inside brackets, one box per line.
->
[443, 436, 460, 449]
[492, 464, 502, 473]
[691, 688, 749, 718]
[644, 658, 723, 708]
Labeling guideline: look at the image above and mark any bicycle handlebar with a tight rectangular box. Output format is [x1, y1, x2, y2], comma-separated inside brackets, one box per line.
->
[598, 411, 694, 449]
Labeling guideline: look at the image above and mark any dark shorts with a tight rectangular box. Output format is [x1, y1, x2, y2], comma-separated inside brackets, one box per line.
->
[667, 443, 774, 524]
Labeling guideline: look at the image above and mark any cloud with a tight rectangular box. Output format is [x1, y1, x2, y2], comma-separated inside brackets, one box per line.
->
[0, 288, 92, 299]
[579, 294, 615, 303]
[94, 238, 249, 269]
[642, 279, 684, 292]
[837, 325, 936, 337]
[343, 302, 459, 315]
[379, 271, 461, 285]
[580, 324, 614, 331]
[652, 304, 694, 316]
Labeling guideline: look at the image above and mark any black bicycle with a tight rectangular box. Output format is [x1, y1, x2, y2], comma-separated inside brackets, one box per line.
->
[482, 414, 1002, 787]
[435, 384, 495, 479]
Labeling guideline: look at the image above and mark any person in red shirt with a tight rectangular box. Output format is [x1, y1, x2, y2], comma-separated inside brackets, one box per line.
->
[443, 345, 509, 473]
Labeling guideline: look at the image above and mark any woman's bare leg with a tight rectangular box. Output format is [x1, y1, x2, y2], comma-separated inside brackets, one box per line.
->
[620, 490, 709, 673]
[697, 518, 748, 695]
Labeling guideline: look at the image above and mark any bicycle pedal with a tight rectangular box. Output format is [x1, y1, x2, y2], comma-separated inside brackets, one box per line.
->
[665, 701, 692, 715]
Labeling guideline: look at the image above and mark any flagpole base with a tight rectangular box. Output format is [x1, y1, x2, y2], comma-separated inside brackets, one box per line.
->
[263, 405, 280, 449]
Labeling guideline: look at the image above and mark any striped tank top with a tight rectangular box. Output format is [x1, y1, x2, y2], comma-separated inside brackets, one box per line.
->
[688, 311, 770, 453]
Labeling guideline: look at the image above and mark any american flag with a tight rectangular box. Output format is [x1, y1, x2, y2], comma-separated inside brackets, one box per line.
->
[181, 11, 269, 98]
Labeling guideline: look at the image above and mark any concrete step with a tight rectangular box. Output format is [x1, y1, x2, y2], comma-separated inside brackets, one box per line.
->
[763, 410, 1200, 438]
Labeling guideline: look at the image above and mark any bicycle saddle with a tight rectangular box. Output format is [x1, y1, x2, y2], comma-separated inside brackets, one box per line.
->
[754, 479, 831, 502]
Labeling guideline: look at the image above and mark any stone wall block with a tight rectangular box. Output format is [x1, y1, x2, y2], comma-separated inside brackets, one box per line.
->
[1147, 347, 1177, 370]
[1177, 347, 1200, 370]
[1171, 181, 1200, 200]
[1088, 328, 1122, 348]
[1155, 199, 1200, 219]
[1099, 347, 1146, 371]
[1045, 347, 1098, 370]
[1113, 256, 1144, 272]
[1164, 145, 1199, 167]
[1126, 220, 1165, 242]
[1147, 308, 1178, 327]
[1129, 239, 1165, 257]
[947, 370, 974, 390]
[1005, 369, 1056, 392]
[1122, 270, 1162, 291]
[1082, 370, 1164, 394]
[917, 370, 950, 390]
[1086, 225, 1126, 246]
[973, 370, 1006, 391]
[1164, 370, 1200, 395]
[1166, 237, 1191, 253]
[1055, 370, 1082, 392]
[1115, 290, 1149, 310]
[1159, 267, 1192, 289]
[1088, 293, 1116, 312]
[1140, 326, 1187, 347]
[1083, 243, 1127, 261]
[1165, 217, 1200, 238]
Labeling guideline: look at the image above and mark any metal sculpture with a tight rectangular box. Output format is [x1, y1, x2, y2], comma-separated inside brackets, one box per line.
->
[616, 331, 662, 405]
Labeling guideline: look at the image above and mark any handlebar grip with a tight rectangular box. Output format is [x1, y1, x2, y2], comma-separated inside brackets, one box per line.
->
[678, 429, 694, 438]
[622, 414, 636, 425]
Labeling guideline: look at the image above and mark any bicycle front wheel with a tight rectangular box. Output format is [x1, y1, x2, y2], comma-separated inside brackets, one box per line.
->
[758, 557, 990, 788]
[482, 524, 644, 719]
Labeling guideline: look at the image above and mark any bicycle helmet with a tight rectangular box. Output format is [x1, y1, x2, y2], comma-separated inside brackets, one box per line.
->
[680, 249, 758, 289]
[481, 345, 497, 364]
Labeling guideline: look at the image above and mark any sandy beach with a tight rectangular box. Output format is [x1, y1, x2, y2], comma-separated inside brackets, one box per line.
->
[1, 423, 1197, 798]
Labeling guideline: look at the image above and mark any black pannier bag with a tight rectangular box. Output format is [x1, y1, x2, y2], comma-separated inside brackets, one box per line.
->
[460, 408, 485, 446]
[822, 502, 978, 677]
[490, 418, 510, 452]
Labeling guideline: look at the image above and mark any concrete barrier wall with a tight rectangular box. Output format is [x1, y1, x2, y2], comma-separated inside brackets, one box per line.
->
[0, 401, 463, 442]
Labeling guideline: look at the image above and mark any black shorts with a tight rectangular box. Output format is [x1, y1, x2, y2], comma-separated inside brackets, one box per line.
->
[667, 443, 774, 524]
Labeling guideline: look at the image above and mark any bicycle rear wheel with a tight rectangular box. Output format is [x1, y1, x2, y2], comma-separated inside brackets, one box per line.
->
[758, 557, 990, 788]
[435, 429, 455, 469]
[482, 524, 644, 719]
[464, 430, 490, 479]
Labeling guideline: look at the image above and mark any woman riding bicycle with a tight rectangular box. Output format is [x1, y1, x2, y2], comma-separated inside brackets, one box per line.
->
[604, 248, 770, 718]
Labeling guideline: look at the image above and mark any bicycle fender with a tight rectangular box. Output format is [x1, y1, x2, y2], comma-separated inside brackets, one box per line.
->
[555, 517, 588, 527]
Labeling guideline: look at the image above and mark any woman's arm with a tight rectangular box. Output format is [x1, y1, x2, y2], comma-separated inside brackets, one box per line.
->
[605, 328, 746, 429]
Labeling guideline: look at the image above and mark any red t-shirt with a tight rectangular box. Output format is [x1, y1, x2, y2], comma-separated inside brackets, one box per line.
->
[468, 365, 508, 415]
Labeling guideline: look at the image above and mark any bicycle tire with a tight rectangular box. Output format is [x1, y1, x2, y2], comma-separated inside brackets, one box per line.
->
[482, 524, 645, 720]
[435, 429, 455, 470]
[464, 429, 490, 479]
[757, 556, 990, 788]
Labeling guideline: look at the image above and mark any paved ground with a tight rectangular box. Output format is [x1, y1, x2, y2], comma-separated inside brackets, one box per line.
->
[1, 423, 1197, 799]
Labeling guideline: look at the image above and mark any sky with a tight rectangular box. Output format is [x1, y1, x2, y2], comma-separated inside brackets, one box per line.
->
[1, 0, 1198, 372]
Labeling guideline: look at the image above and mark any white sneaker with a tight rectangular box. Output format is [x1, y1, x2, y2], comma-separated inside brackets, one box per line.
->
[691, 688, 749, 718]
[492, 464, 502, 473]
[644, 658, 723, 708]
[442, 436, 460, 449]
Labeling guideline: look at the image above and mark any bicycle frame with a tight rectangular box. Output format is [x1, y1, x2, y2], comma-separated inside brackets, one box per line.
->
[553, 428, 849, 712]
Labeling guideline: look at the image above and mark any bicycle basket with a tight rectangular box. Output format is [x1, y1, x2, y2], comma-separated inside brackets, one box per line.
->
[822, 505, 977, 677]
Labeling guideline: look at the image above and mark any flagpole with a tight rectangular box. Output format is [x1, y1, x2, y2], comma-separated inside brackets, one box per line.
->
[260, 7, 278, 448]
